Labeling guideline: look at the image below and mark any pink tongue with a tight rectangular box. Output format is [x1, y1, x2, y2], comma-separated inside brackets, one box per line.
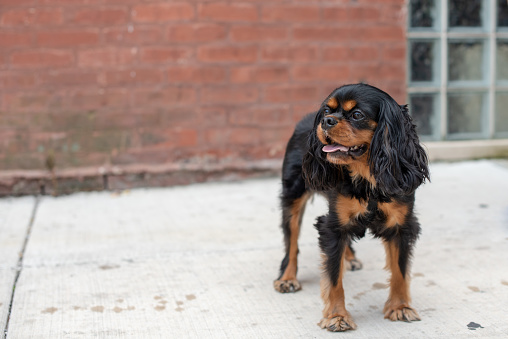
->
[322, 144, 349, 153]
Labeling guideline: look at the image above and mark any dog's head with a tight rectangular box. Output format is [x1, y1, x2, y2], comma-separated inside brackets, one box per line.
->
[302, 83, 430, 196]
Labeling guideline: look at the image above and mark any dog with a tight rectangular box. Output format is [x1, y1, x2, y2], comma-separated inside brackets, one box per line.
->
[273, 83, 430, 331]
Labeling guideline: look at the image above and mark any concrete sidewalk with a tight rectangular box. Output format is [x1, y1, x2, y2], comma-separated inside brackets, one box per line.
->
[1, 160, 507, 338]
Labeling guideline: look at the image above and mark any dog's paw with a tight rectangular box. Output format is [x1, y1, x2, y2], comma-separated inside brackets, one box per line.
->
[344, 258, 363, 271]
[273, 279, 301, 293]
[384, 305, 421, 322]
[318, 314, 357, 332]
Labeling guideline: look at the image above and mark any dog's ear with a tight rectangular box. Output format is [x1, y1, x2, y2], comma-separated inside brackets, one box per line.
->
[302, 112, 343, 191]
[369, 98, 430, 196]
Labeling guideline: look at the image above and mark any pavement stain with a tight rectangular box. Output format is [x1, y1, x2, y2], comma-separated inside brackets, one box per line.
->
[468, 286, 481, 292]
[372, 282, 387, 290]
[502, 280, 508, 286]
[91, 306, 104, 313]
[41, 307, 58, 314]
[154, 295, 168, 311]
[99, 264, 120, 270]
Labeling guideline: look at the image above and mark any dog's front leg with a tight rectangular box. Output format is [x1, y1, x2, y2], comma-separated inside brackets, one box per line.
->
[315, 216, 357, 331]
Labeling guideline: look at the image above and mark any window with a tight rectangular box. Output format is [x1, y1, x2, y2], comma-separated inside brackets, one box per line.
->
[408, 0, 508, 140]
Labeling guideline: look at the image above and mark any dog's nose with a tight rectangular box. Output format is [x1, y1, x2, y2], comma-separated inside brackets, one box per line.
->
[322, 116, 338, 130]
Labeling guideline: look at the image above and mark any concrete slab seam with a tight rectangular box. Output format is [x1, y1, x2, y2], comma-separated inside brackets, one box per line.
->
[3, 197, 40, 339]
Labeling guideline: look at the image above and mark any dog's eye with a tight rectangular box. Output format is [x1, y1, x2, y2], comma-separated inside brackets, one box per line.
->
[351, 111, 364, 121]
[323, 107, 331, 115]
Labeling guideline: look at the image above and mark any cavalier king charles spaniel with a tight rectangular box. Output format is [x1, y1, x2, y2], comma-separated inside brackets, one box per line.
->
[273, 83, 430, 331]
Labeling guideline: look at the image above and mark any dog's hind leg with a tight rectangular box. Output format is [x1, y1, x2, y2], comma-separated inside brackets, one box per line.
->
[344, 242, 363, 271]
[274, 171, 310, 293]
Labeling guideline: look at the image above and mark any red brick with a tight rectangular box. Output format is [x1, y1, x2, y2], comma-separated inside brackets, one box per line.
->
[231, 25, 288, 42]
[348, 62, 382, 82]
[134, 87, 197, 106]
[230, 65, 289, 84]
[78, 48, 136, 68]
[104, 26, 164, 45]
[379, 62, 406, 81]
[322, 45, 379, 62]
[0, 8, 63, 26]
[228, 127, 261, 145]
[167, 65, 226, 83]
[381, 43, 406, 61]
[167, 23, 227, 42]
[10, 49, 73, 68]
[1, 91, 53, 112]
[198, 3, 257, 22]
[70, 7, 128, 25]
[229, 105, 291, 127]
[65, 89, 132, 110]
[293, 64, 350, 82]
[140, 46, 193, 64]
[322, 6, 380, 22]
[132, 3, 195, 23]
[0, 72, 37, 89]
[40, 70, 99, 86]
[261, 45, 319, 62]
[197, 106, 228, 126]
[173, 128, 198, 147]
[201, 86, 258, 104]
[293, 26, 352, 42]
[36, 30, 99, 47]
[262, 5, 320, 22]
[100, 68, 163, 86]
[197, 45, 257, 63]
[0, 32, 32, 48]
[351, 26, 405, 42]
[263, 85, 319, 103]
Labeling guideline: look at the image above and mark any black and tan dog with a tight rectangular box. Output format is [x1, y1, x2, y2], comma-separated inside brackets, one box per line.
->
[274, 83, 430, 331]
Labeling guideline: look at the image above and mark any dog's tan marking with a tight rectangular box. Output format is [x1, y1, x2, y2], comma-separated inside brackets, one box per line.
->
[348, 160, 376, 187]
[275, 193, 310, 292]
[344, 246, 355, 262]
[342, 100, 356, 111]
[383, 241, 420, 322]
[317, 124, 328, 145]
[319, 252, 357, 331]
[378, 202, 408, 228]
[327, 97, 339, 109]
[336, 195, 367, 226]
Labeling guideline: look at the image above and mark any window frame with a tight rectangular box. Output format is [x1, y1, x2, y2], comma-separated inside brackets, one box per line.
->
[407, 0, 508, 140]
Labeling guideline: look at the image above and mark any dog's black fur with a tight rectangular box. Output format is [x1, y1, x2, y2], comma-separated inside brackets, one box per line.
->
[274, 83, 430, 331]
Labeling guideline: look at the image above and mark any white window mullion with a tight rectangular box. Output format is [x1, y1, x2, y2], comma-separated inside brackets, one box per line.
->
[440, 0, 448, 140]
[488, 0, 497, 138]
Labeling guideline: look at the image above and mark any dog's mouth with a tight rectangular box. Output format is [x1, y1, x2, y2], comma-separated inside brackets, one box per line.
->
[322, 139, 368, 157]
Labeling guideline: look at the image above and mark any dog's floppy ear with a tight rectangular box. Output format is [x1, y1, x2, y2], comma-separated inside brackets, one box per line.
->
[369, 98, 430, 196]
[302, 111, 343, 191]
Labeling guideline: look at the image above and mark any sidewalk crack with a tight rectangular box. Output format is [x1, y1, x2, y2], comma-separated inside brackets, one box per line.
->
[3, 196, 41, 339]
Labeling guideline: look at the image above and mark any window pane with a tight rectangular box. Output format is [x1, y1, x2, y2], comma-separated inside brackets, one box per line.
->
[447, 93, 484, 135]
[495, 93, 508, 133]
[410, 41, 435, 82]
[449, 0, 482, 27]
[410, 94, 436, 136]
[410, 0, 436, 28]
[448, 41, 484, 82]
[497, 40, 508, 80]
[498, 0, 508, 27]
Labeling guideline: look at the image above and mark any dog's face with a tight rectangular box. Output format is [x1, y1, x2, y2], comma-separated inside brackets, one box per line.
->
[316, 91, 379, 166]
[303, 84, 430, 196]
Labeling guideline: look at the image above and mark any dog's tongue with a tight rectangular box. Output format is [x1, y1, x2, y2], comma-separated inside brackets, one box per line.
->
[322, 144, 349, 153]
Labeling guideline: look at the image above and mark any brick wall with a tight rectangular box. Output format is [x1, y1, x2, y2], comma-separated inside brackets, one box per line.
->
[0, 0, 407, 193]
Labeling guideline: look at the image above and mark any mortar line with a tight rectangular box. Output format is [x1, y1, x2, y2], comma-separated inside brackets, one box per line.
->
[3, 196, 41, 339]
